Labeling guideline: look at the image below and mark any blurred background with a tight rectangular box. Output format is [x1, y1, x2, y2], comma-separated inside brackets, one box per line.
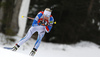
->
[0, 0, 100, 45]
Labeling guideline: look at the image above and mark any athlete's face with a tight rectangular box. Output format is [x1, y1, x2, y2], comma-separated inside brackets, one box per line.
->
[43, 14, 49, 20]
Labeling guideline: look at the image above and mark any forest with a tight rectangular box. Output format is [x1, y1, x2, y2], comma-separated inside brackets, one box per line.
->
[0, 0, 100, 45]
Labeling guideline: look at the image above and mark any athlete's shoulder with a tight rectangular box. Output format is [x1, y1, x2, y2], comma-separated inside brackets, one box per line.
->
[37, 11, 44, 18]
[50, 15, 54, 20]
[50, 15, 54, 24]
[38, 11, 44, 14]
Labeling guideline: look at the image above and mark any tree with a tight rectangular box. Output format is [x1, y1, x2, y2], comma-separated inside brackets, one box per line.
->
[1, 0, 15, 35]
[10, 0, 22, 35]
[0, 0, 22, 35]
[0, 0, 5, 31]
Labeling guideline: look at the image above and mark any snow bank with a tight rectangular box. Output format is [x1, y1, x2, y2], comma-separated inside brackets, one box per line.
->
[0, 34, 100, 57]
[0, 48, 31, 57]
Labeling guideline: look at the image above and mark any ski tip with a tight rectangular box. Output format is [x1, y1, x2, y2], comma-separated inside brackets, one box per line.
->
[4, 47, 13, 50]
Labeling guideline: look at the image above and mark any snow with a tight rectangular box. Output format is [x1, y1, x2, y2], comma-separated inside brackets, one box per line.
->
[0, 48, 30, 57]
[97, 22, 100, 30]
[92, 19, 95, 24]
[0, 33, 100, 57]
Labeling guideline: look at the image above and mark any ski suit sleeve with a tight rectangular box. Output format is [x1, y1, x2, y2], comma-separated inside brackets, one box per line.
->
[32, 11, 43, 25]
[45, 16, 54, 33]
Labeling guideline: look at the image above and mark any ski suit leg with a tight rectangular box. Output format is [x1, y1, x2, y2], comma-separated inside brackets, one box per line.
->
[17, 26, 36, 46]
[34, 30, 45, 49]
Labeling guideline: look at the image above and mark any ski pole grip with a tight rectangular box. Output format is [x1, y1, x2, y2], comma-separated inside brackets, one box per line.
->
[54, 21, 56, 24]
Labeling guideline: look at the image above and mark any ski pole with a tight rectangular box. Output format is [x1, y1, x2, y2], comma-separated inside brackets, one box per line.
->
[22, 16, 34, 20]
[22, 16, 56, 24]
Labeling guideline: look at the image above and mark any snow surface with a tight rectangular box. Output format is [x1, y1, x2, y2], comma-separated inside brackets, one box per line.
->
[0, 33, 100, 57]
[0, 48, 30, 57]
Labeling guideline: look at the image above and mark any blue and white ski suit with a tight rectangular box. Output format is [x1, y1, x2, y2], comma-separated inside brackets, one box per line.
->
[17, 11, 54, 49]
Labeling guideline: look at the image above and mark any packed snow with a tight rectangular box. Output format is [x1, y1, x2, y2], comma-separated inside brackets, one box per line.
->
[0, 48, 30, 57]
[0, 33, 100, 57]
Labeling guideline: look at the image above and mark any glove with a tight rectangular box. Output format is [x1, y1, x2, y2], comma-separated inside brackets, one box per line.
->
[39, 20, 48, 26]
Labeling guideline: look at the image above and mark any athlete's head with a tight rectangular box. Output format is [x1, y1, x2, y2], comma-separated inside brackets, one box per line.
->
[43, 8, 52, 20]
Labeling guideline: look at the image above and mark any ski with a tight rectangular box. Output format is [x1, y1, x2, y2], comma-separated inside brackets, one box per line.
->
[4, 47, 13, 50]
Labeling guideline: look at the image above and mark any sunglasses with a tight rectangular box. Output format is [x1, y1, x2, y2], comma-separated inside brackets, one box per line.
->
[43, 14, 50, 17]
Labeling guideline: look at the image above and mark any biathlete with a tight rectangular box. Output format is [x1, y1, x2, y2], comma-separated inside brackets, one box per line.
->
[12, 8, 54, 56]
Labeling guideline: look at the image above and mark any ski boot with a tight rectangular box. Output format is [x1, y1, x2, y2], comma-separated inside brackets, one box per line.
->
[12, 44, 20, 51]
[29, 48, 37, 56]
